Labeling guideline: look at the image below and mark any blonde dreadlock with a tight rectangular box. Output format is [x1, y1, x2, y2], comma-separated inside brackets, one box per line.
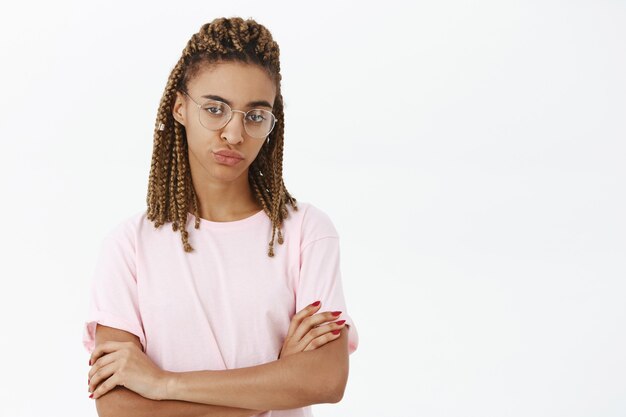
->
[146, 17, 297, 257]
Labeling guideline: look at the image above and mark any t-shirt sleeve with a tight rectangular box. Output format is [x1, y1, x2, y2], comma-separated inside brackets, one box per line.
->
[295, 207, 359, 354]
[82, 222, 146, 354]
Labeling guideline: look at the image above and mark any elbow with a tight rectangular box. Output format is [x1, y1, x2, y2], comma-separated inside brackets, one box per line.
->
[301, 370, 347, 406]
[326, 382, 346, 404]
[323, 389, 344, 404]
[319, 367, 349, 404]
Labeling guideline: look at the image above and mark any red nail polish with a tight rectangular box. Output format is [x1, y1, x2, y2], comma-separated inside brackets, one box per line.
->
[89, 393, 94, 399]
[332, 329, 341, 335]
[335, 320, 346, 325]
[332, 311, 342, 316]
[311, 301, 321, 307]
[89, 359, 91, 366]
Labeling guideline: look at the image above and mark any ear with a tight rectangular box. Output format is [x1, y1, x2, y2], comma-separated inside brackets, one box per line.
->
[172, 91, 187, 126]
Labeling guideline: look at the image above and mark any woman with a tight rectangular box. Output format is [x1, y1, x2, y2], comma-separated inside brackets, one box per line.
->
[83, 16, 358, 417]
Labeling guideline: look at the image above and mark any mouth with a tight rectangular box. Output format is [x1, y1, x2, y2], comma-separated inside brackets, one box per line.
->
[212, 152, 243, 166]
[213, 148, 245, 158]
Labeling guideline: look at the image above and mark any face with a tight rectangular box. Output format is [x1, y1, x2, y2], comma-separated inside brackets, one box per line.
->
[172, 61, 277, 184]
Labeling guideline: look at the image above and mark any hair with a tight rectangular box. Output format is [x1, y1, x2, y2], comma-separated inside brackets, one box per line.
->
[146, 17, 298, 257]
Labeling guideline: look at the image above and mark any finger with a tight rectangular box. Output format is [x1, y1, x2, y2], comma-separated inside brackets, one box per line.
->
[299, 319, 346, 349]
[89, 350, 119, 382]
[91, 371, 119, 400]
[89, 361, 118, 396]
[90, 341, 126, 366]
[303, 327, 344, 352]
[292, 310, 342, 342]
[285, 301, 321, 339]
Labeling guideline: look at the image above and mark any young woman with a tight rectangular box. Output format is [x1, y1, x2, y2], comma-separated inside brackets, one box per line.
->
[82, 17, 359, 417]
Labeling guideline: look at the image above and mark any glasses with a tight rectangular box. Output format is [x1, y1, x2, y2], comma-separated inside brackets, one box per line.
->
[181, 90, 277, 139]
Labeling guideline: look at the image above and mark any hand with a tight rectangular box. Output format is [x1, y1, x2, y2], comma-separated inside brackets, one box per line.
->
[278, 301, 346, 359]
[88, 341, 171, 401]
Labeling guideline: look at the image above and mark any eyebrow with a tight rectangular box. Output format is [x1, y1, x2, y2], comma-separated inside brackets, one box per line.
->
[200, 94, 273, 109]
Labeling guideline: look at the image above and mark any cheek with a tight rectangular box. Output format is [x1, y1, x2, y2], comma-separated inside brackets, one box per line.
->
[246, 152, 263, 170]
[250, 146, 263, 161]
[185, 128, 214, 150]
[249, 141, 268, 160]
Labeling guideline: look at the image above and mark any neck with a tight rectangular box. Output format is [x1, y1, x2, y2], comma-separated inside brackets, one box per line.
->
[188, 168, 262, 222]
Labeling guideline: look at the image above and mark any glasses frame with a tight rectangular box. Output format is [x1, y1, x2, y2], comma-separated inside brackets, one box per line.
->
[181, 90, 277, 139]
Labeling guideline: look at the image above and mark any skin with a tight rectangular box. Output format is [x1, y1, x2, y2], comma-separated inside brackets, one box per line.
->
[171, 61, 276, 222]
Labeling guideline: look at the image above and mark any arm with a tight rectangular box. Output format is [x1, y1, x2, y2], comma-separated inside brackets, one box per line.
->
[96, 386, 263, 417]
[92, 324, 265, 417]
[166, 326, 350, 411]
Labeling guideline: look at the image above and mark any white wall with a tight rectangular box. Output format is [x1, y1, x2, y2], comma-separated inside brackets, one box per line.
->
[0, 0, 624, 416]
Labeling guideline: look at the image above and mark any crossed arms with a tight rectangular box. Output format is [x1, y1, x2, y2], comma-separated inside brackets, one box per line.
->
[92, 323, 350, 417]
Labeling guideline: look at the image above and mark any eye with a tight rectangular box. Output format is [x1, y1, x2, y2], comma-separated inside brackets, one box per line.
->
[246, 110, 271, 124]
[247, 113, 266, 123]
[204, 106, 223, 115]
[201, 100, 228, 116]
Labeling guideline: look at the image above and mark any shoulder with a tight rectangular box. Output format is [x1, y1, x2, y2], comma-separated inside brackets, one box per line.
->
[286, 201, 340, 247]
[100, 208, 147, 247]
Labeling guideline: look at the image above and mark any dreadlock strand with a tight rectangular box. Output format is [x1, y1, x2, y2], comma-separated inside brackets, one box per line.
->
[250, 172, 272, 213]
[173, 117, 193, 252]
[185, 164, 201, 230]
[168, 123, 181, 231]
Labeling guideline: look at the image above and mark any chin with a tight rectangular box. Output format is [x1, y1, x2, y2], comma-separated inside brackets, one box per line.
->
[211, 166, 248, 181]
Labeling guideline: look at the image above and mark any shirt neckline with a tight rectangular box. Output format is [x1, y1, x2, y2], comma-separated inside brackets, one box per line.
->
[186, 209, 267, 230]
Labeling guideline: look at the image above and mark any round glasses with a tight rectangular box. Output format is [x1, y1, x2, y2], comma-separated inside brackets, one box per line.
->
[181, 90, 276, 139]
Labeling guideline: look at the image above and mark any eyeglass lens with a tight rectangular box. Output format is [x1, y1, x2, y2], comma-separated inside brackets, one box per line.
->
[199, 100, 275, 138]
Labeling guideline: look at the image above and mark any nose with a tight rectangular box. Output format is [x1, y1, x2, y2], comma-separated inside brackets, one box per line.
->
[220, 111, 246, 145]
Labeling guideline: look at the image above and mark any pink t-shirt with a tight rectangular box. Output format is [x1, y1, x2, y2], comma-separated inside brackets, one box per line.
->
[82, 201, 358, 417]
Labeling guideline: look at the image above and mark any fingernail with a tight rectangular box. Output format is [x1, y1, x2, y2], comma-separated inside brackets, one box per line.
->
[89, 359, 91, 366]
[89, 393, 94, 399]
[331, 311, 342, 316]
[335, 320, 346, 325]
[332, 329, 341, 335]
[311, 301, 321, 307]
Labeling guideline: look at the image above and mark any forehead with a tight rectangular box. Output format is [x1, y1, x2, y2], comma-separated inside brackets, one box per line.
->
[187, 62, 276, 107]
